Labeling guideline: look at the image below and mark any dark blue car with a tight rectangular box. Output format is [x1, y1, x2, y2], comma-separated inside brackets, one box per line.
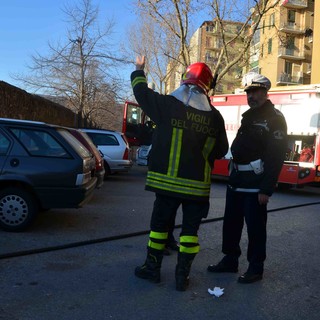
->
[0, 118, 97, 232]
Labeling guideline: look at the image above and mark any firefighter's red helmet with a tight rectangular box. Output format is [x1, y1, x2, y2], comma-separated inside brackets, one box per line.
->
[181, 62, 214, 93]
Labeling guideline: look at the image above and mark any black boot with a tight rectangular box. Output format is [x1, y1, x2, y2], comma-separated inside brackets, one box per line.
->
[238, 262, 263, 284]
[207, 255, 238, 273]
[135, 248, 163, 283]
[175, 252, 195, 291]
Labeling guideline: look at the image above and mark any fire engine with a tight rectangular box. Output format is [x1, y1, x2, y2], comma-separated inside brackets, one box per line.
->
[123, 83, 320, 187]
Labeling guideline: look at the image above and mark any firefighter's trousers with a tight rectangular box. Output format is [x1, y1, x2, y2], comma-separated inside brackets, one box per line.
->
[147, 193, 209, 255]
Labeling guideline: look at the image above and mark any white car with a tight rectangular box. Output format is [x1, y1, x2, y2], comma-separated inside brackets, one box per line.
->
[136, 145, 152, 166]
[82, 129, 133, 176]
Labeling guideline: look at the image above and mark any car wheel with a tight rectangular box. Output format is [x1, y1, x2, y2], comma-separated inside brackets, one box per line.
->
[0, 187, 39, 232]
[104, 161, 111, 179]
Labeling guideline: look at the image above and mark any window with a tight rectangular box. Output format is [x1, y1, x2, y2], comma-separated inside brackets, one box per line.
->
[288, 10, 295, 23]
[0, 132, 10, 155]
[86, 133, 119, 146]
[286, 36, 295, 49]
[205, 52, 216, 62]
[206, 25, 214, 32]
[285, 61, 293, 75]
[252, 30, 260, 44]
[10, 128, 70, 158]
[58, 129, 90, 158]
[285, 36, 295, 55]
[127, 104, 143, 125]
[269, 13, 275, 29]
[260, 44, 264, 57]
[268, 38, 272, 54]
[262, 20, 265, 34]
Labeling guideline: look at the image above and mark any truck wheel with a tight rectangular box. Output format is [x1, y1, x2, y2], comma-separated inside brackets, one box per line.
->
[0, 187, 39, 232]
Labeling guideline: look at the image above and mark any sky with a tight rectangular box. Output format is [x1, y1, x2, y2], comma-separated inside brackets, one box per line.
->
[0, 0, 210, 93]
[0, 0, 139, 89]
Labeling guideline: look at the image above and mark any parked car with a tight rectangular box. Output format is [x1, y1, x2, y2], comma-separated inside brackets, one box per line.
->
[66, 127, 105, 188]
[136, 144, 152, 166]
[0, 118, 97, 232]
[81, 129, 133, 176]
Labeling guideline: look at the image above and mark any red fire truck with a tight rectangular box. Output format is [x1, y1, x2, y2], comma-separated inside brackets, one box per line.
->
[123, 83, 320, 186]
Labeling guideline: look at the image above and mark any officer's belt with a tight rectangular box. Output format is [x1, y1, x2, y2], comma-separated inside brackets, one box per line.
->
[234, 188, 260, 192]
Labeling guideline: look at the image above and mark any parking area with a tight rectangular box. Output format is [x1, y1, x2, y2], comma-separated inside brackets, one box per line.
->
[1, 165, 320, 320]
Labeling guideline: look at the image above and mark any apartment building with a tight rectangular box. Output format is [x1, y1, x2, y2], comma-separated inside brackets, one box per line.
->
[165, 1, 319, 93]
[258, 0, 316, 86]
[165, 19, 247, 94]
[310, 0, 319, 83]
[189, 20, 247, 93]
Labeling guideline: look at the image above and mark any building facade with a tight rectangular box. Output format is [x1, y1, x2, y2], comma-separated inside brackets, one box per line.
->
[189, 20, 246, 93]
[310, 0, 319, 83]
[258, 0, 316, 86]
[165, 19, 247, 94]
[165, 0, 319, 94]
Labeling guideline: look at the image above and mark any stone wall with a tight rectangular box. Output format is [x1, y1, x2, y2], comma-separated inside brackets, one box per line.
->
[0, 81, 77, 127]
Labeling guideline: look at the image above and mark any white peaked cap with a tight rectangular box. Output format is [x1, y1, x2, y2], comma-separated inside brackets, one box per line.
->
[242, 72, 271, 91]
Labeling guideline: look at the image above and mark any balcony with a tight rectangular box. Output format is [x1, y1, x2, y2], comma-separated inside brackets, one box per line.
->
[277, 72, 303, 85]
[280, 0, 308, 9]
[279, 22, 305, 34]
[278, 47, 305, 60]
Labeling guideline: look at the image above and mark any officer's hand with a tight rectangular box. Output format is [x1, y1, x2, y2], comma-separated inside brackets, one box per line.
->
[136, 56, 145, 71]
[258, 193, 269, 205]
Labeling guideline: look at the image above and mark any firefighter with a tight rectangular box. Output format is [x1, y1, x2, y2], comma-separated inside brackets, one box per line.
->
[207, 72, 288, 283]
[131, 56, 228, 291]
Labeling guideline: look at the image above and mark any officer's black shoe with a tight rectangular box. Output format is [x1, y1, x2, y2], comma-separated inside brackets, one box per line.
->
[238, 272, 263, 284]
[207, 256, 238, 273]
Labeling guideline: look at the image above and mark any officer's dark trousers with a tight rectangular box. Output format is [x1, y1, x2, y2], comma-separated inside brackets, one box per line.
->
[222, 186, 267, 272]
[150, 193, 209, 239]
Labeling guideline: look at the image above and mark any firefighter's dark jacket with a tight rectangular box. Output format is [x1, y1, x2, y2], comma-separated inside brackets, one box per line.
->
[230, 99, 287, 196]
[131, 70, 228, 201]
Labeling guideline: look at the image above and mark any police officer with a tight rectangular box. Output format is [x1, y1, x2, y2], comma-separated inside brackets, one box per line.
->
[131, 56, 228, 291]
[207, 72, 287, 283]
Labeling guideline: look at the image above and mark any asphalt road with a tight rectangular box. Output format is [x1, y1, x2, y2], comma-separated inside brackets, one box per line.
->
[1, 164, 320, 320]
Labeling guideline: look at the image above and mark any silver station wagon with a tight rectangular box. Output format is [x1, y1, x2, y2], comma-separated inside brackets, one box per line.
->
[82, 129, 133, 177]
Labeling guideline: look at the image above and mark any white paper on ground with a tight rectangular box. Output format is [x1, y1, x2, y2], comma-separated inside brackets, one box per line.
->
[208, 287, 224, 297]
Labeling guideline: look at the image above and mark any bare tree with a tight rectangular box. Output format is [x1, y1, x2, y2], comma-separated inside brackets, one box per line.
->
[125, 13, 181, 94]
[13, 0, 127, 127]
[127, 0, 203, 93]
[205, 0, 281, 85]
[129, 0, 281, 93]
